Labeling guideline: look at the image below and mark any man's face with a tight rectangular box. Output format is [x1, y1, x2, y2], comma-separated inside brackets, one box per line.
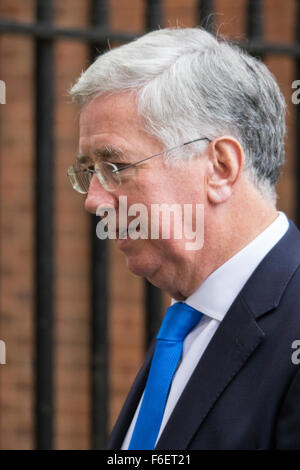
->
[78, 93, 208, 297]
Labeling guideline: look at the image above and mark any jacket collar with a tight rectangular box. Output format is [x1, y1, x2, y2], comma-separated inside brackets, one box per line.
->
[240, 219, 300, 319]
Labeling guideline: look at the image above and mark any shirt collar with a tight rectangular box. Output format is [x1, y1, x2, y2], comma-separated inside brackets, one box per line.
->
[172, 212, 289, 322]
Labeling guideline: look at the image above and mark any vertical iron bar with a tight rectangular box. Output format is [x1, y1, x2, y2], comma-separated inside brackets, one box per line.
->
[198, 0, 215, 32]
[144, 0, 163, 348]
[145, 0, 163, 30]
[247, 0, 263, 40]
[90, 0, 109, 450]
[296, 0, 300, 226]
[34, 0, 54, 450]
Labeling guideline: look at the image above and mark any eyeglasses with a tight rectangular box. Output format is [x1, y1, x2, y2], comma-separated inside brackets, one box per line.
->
[67, 137, 211, 194]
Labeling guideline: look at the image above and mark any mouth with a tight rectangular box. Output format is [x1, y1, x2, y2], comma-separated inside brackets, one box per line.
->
[115, 233, 130, 248]
[116, 228, 129, 239]
[115, 224, 143, 248]
[116, 224, 141, 239]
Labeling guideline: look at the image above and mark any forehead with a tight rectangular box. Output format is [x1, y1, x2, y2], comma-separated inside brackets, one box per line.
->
[78, 92, 163, 158]
[79, 93, 141, 141]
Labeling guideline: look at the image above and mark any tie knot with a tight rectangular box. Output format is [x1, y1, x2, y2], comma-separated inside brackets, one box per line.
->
[157, 302, 203, 342]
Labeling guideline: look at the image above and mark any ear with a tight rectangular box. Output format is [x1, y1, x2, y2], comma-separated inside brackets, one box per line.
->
[206, 136, 244, 204]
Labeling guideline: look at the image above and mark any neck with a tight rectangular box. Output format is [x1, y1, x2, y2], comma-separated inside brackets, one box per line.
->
[170, 189, 278, 300]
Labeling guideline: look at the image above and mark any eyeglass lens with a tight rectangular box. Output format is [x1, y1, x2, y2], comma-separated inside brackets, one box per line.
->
[67, 162, 92, 194]
[68, 161, 121, 194]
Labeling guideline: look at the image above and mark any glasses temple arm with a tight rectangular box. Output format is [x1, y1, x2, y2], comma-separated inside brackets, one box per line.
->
[113, 137, 211, 174]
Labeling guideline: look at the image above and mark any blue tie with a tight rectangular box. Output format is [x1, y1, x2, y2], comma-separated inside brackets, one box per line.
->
[128, 302, 203, 450]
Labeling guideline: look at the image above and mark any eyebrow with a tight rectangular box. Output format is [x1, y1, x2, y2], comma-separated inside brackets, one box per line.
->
[76, 145, 129, 163]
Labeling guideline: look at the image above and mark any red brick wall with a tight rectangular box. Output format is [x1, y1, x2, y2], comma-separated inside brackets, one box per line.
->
[0, 0, 298, 449]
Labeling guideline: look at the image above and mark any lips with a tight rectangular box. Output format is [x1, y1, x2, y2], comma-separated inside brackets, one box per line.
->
[117, 228, 128, 239]
[116, 224, 141, 239]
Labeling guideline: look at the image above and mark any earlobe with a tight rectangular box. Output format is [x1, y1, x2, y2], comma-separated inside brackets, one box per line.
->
[206, 137, 243, 205]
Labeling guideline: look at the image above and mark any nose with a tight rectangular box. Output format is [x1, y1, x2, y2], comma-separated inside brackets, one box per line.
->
[84, 174, 117, 214]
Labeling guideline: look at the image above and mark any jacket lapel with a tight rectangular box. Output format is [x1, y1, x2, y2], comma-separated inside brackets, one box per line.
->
[155, 294, 264, 449]
[107, 341, 155, 449]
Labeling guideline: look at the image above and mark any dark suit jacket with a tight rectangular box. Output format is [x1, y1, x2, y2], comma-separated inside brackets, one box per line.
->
[107, 219, 300, 450]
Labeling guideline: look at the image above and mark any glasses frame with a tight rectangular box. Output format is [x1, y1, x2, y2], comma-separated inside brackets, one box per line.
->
[68, 136, 211, 193]
[111, 136, 211, 174]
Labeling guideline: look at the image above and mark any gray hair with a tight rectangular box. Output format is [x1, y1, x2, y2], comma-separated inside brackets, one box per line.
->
[70, 27, 286, 203]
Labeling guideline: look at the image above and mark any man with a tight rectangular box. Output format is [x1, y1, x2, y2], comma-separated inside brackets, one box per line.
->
[69, 28, 300, 449]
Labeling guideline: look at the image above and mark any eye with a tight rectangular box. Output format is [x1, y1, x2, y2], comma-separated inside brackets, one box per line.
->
[77, 155, 94, 169]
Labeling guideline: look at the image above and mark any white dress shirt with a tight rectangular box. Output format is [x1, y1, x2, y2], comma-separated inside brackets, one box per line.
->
[121, 211, 289, 449]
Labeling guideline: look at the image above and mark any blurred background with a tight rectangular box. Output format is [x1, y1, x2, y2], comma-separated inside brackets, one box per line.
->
[0, 0, 299, 450]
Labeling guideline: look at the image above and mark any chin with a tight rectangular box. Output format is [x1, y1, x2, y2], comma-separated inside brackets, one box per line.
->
[126, 254, 161, 279]
[126, 256, 173, 293]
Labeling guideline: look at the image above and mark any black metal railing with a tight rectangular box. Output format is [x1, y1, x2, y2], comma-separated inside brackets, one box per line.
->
[34, 0, 54, 450]
[0, 0, 299, 450]
[89, 0, 110, 452]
